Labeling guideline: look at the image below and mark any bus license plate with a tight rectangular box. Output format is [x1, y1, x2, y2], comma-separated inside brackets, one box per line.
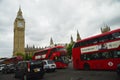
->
[34, 68, 40, 72]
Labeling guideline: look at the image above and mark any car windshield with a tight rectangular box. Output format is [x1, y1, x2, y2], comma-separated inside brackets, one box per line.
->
[30, 60, 42, 65]
[7, 64, 14, 66]
[47, 60, 54, 64]
[0, 64, 6, 67]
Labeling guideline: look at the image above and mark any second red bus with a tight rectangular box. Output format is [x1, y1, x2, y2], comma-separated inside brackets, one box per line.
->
[32, 46, 69, 68]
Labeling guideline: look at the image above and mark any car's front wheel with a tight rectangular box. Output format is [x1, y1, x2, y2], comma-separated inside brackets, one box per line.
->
[2, 70, 7, 74]
[22, 74, 28, 80]
[52, 69, 56, 72]
[117, 67, 120, 75]
[84, 63, 90, 70]
[14, 74, 17, 78]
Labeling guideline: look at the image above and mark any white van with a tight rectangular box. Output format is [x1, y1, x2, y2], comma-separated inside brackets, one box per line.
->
[42, 60, 56, 72]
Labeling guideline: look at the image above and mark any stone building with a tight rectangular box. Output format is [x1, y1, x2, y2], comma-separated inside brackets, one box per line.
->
[50, 37, 54, 46]
[101, 24, 111, 33]
[76, 30, 81, 41]
[25, 45, 43, 57]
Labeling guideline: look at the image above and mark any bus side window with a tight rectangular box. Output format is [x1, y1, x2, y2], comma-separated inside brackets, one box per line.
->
[108, 34, 114, 40]
[81, 54, 88, 60]
[117, 51, 120, 58]
[73, 43, 79, 48]
[86, 54, 90, 60]
[113, 51, 120, 58]
[99, 36, 109, 42]
[101, 52, 111, 59]
[112, 32, 120, 39]
[98, 37, 104, 42]
[87, 38, 98, 45]
[81, 41, 87, 46]
[93, 38, 98, 44]
[81, 54, 84, 60]
[91, 53, 100, 60]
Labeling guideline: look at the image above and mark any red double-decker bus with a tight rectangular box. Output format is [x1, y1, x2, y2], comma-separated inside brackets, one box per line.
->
[72, 28, 120, 70]
[32, 46, 69, 68]
[1, 56, 23, 64]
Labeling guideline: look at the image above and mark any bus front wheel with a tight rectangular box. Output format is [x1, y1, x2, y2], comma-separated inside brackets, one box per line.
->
[84, 63, 90, 70]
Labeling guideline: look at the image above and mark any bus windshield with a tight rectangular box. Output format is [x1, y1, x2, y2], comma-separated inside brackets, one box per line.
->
[54, 56, 69, 64]
[57, 48, 66, 52]
[61, 56, 69, 63]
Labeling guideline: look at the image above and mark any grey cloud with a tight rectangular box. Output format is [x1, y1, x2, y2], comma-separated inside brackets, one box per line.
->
[0, 0, 120, 57]
[107, 17, 120, 26]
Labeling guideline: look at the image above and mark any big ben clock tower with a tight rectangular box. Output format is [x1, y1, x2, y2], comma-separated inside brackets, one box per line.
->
[13, 7, 25, 56]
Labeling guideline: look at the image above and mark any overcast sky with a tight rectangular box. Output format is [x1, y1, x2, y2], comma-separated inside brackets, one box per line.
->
[0, 0, 120, 58]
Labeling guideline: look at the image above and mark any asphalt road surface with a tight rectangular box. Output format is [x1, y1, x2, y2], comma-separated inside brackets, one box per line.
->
[0, 63, 120, 80]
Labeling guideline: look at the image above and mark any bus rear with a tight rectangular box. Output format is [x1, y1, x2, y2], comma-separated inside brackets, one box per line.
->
[53, 46, 69, 68]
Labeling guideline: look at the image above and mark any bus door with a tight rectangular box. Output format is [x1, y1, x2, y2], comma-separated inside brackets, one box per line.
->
[81, 53, 102, 70]
[112, 50, 120, 70]
[100, 52, 114, 70]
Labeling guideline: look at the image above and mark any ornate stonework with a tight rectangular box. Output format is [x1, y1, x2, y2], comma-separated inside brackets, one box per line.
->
[101, 24, 111, 33]
[76, 30, 81, 41]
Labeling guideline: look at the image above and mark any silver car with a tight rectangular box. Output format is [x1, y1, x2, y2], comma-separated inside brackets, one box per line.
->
[42, 60, 56, 72]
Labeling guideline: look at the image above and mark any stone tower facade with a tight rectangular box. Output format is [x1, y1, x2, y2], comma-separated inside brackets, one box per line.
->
[13, 7, 25, 56]
[50, 37, 54, 46]
[76, 30, 81, 41]
[25, 45, 42, 57]
[70, 35, 74, 43]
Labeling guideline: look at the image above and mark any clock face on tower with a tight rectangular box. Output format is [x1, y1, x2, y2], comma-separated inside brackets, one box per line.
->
[17, 21, 24, 27]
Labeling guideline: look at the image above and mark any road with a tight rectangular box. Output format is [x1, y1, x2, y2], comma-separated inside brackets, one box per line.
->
[0, 63, 120, 80]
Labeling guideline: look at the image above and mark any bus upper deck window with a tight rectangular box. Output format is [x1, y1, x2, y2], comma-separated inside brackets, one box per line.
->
[73, 43, 79, 48]
[93, 39, 98, 44]
[112, 32, 120, 39]
[114, 51, 120, 58]
[98, 38, 104, 42]
[98, 36, 109, 42]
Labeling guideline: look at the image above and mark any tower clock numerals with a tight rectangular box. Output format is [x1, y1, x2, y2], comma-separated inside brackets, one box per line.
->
[17, 21, 24, 27]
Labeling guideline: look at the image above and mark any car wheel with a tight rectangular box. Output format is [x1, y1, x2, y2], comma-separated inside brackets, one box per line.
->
[117, 68, 120, 75]
[52, 69, 55, 72]
[5, 70, 7, 74]
[22, 74, 28, 80]
[2, 70, 7, 74]
[2, 70, 4, 74]
[14, 73, 17, 78]
[40, 74, 44, 79]
[84, 63, 90, 70]
[14, 75, 17, 78]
